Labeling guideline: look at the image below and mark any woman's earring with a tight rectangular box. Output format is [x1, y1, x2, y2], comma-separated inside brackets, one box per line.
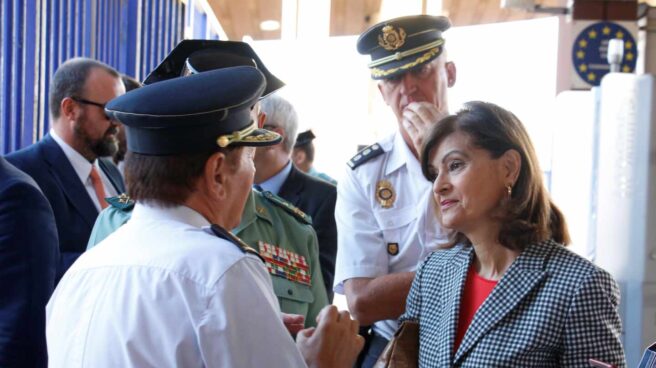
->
[506, 184, 513, 198]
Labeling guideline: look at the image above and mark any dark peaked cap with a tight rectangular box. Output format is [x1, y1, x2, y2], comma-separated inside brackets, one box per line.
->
[357, 15, 450, 80]
[295, 130, 316, 147]
[106, 67, 281, 155]
[143, 39, 284, 97]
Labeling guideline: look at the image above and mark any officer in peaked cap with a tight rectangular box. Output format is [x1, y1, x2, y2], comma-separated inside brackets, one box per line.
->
[293, 130, 337, 185]
[47, 66, 363, 367]
[357, 15, 452, 80]
[334, 15, 455, 367]
[87, 40, 330, 330]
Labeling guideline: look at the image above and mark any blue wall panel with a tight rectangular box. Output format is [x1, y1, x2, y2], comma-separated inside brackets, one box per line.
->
[1, 0, 217, 154]
[1, 0, 41, 152]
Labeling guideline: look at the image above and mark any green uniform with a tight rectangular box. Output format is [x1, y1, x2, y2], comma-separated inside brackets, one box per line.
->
[87, 194, 134, 248]
[234, 191, 328, 327]
[87, 191, 328, 327]
[308, 167, 337, 185]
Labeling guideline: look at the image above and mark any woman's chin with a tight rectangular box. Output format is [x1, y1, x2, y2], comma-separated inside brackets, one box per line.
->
[440, 217, 458, 230]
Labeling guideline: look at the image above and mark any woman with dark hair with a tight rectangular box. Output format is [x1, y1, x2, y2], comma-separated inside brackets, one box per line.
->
[401, 101, 625, 366]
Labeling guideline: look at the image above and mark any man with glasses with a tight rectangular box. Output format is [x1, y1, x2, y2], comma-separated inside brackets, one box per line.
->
[6, 57, 125, 280]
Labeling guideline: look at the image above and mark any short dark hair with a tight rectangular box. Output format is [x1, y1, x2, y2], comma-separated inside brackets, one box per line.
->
[294, 142, 315, 163]
[421, 101, 570, 251]
[121, 74, 142, 92]
[49, 58, 120, 119]
[124, 147, 239, 207]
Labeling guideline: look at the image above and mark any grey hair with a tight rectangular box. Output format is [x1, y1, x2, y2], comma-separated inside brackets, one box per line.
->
[49, 57, 120, 119]
[260, 94, 298, 153]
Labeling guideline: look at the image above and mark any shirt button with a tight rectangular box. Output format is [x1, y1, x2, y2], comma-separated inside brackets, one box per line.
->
[288, 289, 293, 296]
[387, 220, 393, 226]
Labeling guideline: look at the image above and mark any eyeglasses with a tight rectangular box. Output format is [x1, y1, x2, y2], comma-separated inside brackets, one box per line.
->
[71, 96, 110, 119]
[71, 96, 106, 109]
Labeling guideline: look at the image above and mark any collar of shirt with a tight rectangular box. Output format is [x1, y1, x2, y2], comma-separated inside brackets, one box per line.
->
[50, 129, 98, 184]
[257, 159, 292, 195]
[131, 202, 211, 229]
[384, 130, 423, 177]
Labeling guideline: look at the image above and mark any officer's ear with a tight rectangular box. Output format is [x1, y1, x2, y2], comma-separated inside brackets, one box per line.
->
[292, 149, 305, 166]
[203, 151, 229, 201]
[446, 61, 456, 87]
[257, 112, 267, 129]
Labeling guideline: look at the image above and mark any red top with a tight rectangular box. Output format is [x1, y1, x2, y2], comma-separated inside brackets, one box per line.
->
[454, 265, 498, 352]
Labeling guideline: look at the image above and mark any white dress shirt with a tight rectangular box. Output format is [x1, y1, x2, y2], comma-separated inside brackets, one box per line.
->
[50, 130, 118, 211]
[334, 131, 448, 340]
[46, 203, 307, 367]
[257, 160, 292, 195]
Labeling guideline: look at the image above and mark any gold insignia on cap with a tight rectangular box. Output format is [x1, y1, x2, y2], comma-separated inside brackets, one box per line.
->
[387, 243, 399, 256]
[376, 180, 396, 208]
[117, 193, 131, 204]
[378, 25, 407, 51]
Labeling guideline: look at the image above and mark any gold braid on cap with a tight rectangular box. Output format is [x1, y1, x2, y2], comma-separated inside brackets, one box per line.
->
[371, 46, 442, 78]
[241, 130, 280, 144]
[216, 122, 258, 148]
[368, 39, 444, 68]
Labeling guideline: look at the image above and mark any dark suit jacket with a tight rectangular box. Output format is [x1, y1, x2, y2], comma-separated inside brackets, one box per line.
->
[5, 134, 124, 279]
[0, 157, 59, 367]
[279, 164, 337, 300]
[401, 239, 626, 367]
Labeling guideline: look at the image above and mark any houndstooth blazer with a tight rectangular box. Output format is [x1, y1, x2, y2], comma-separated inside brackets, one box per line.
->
[400, 239, 626, 367]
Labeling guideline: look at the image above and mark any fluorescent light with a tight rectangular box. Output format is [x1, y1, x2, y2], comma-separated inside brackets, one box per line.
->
[260, 20, 281, 31]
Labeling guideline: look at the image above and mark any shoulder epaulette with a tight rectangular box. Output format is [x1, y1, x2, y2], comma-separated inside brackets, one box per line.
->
[261, 191, 312, 225]
[210, 224, 264, 263]
[105, 193, 135, 211]
[347, 143, 384, 170]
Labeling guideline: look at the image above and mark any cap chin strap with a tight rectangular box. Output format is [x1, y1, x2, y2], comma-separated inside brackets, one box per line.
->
[216, 122, 258, 148]
[371, 46, 442, 79]
[368, 39, 444, 68]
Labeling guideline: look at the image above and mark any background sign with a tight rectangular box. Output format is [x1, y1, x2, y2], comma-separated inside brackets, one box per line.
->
[572, 22, 637, 87]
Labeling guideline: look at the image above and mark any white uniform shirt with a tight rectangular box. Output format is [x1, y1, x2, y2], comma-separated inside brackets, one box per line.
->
[46, 203, 307, 368]
[334, 131, 447, 340]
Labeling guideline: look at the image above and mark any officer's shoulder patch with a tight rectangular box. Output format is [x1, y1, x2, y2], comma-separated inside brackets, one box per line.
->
[210, 224, 264, 262]
[348, 143, 384, 170]
[105, 193, 135, 211]
[261, 191, 312, 225]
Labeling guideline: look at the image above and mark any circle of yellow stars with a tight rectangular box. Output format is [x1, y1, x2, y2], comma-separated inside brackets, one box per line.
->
[573, 23, 637, 85]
